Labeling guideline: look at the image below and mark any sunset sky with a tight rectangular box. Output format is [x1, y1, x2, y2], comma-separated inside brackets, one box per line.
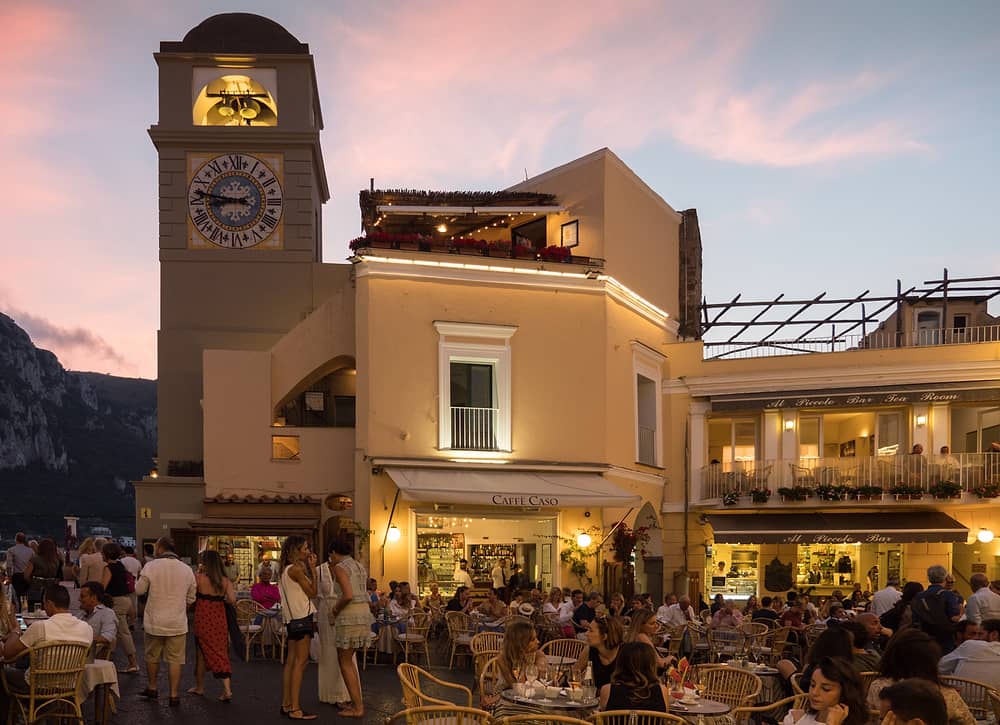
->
[1, 1, 997, 378]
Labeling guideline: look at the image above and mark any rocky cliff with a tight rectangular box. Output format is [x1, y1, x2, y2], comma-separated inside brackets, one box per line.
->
[0, 313, 156, 536]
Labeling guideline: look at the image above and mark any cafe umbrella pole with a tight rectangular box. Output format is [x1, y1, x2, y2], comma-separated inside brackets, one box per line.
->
[381, 488, 400, 576]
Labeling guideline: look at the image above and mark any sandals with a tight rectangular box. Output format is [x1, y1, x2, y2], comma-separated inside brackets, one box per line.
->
[139, 688, 157, 699]
[169, 696, 181, 707]
[219, 694, 233, 703]
[287, 710, 318, 720]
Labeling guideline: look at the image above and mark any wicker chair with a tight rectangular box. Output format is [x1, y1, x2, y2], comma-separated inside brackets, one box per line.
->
[987, 688, 1000, 724]
[590, 711, 687, 725]
[395, 611, 431, 666]
[472, 632, 505, 686]
[496, 715, 590, 725]
[541, 638, 587, 683]
[694, 665, 762, 709]
[790, 673, 806, 695]
[3, 640, 90, 725]
[803, 623, 827, 649]
[447, 611, 475, 669]
[857, 672, 879, 699]
[707, 626, 741, 662]
[92, 642, 112, 661]
[504, 615, 532, 629]
[730, 693, 807, 725]
[387, 705, 494, 725]
[663, 625, 685, 658]
[361, 630, 379, 670]
[940, 675, 995, 720]
[398, 662, 474, 709]
[480, 656, 504, 703]
[687, 622, 710, 663]
[758, 626, 792, 665]
[235, 599, 265, 661]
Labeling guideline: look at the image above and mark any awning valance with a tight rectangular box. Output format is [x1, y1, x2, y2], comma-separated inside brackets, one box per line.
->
[385, 468, 641, 508]
[189, 517, 319, 534]
[706, 512, 968, 544]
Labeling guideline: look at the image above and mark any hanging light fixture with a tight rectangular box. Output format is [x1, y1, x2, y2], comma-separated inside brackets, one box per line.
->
[387, 524, 401, 543]
[576, 532, 592, 548]
[978, 528, 994, 543]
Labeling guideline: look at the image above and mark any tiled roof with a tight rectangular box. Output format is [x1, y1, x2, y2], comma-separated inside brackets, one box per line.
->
[203, 494, 321, 504]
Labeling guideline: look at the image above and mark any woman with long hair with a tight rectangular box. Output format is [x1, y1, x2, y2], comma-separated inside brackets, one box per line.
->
[778, 625, 854, 691]
[574, 616, 625, 690]
[880, 581, 924, 633]
[600, 641, 671, 712]
[327, 538, 374, 719]
[314, 541, 351, 709]
[279, 535, 318, 720]
[75, 537, 103, 586]
[743, 594, 760, 618]
[24, 538, 62, 609]
[100, 542, 139, 673]
[783, 656, 868, 725]
[866, 629, 975, 725]
[482, 620, 549, 714]
[187, 549, 236, 701]
[625, 608, 674, 669]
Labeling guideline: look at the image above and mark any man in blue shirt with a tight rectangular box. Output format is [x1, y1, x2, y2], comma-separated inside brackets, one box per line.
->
[911, 565, 962, 654]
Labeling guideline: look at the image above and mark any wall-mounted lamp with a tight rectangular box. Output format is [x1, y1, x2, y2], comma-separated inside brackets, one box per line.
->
[387, 524, 401, 543]
[915, 414, 927, 427]
[784, 420, 795, 431]
[978, 528, 995, 544]
[576, 532, 592, 548]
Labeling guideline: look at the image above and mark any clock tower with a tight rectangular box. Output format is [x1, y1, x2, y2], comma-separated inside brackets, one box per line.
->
[149, 14, 329, 473]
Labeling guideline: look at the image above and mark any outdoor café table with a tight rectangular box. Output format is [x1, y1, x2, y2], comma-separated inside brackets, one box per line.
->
[79, 659, 119, 725]
[472, 613, 504, 633]
[375, 617, 403, 655]
[669, 696, 731, 723]
[544, 654, 578, 681]
[500, 687, 599, 718]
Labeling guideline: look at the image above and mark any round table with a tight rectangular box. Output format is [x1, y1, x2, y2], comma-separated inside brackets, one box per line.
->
[669, 696, 731, 721]
[500, 687, 598, 717]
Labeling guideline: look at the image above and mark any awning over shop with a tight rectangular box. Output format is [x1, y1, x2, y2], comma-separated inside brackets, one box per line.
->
[189, 517, 319, 534]
[385, 468, 641, 508]
[706, 512, 968, 544]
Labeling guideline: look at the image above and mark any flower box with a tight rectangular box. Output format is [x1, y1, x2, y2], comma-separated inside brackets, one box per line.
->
[487, 241, 511, 257]
[974, 484, 1000, 499]
[855, 486, 884, 501]
[778, 487, 811, 502]
[539, 245, 572, 262]
[722, 491, 740, 506]
[749, 488, 771, 504]
[929, 481, 963, 500]
[453, 238, 487, 255]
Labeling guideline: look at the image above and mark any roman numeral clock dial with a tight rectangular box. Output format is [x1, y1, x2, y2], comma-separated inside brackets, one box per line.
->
[187, 152, 284, 249]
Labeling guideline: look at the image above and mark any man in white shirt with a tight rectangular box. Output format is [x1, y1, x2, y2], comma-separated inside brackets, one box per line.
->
[491, 559, 508, 602]
[453, 559, 474, 589]
[0, 584, 93, 699]
[870, 577, 902, 617]
[134, 537, 196, 706]
[660, 595, 697, 627]
[939, 618, 1000, 691]
[655, 594, 674, 623]
[964, 573, 1000, 624]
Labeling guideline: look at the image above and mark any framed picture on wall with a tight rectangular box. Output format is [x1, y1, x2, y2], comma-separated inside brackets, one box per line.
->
[840, 439, 856, 458]
[560, 220, 579, 248]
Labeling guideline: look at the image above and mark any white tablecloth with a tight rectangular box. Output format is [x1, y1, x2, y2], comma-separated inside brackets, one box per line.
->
[77, 659, 119, 703]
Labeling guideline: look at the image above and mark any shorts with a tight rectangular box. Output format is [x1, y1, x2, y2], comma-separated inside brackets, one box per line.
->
[144, 633, 186, 665]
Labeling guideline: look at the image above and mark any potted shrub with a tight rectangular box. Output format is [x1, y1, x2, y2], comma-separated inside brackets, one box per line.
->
[974, 483, 1000, 499]
[890, 484, 924, 500]
[513, 243, 536, 259]
[487, 240, 511, 257]
[539, 245, 571, 262]
[778, 486, 810, 502]
[348, 232, 393, 252]
[855, 485, 884, 501]
[394, 233, 423, 251]
[749, 487, 771, 504]
[928, 480, 963, 500]
[722, 491, 740, 506]
[815, 484, 850, 501]
[453, 237, 487, 255]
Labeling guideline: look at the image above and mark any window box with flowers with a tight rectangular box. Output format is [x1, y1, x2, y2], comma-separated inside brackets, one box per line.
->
[512, 243, 536, 259]
[815, 484, 852, 501]
[928, 480, 963, 500]
[487, 240, 511, 257]
[974, 483, 1000, 499]
[778, 486, 811, 502]
[453, 237, 487, 255]
[855, 485, 884, 501]
[890, 484, 924, 500]
[749, 488, 771, 504]
[539, 245, 572, 262]
[722, 490, 740, 506]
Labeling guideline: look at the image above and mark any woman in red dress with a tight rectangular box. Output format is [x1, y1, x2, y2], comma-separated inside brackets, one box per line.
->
[187, 550, 237, 701]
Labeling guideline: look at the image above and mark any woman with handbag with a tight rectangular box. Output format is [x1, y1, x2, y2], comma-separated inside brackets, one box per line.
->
[279, 536, 318, 721]
[328, 538, 374, 719]
[315, 542, 351, 708]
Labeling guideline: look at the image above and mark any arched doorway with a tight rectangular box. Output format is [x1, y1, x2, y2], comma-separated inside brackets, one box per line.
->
[634, 502, 664, 605]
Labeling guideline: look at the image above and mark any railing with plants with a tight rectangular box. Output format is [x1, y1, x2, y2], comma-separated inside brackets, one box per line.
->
[348, 232, 604, 267]
[702, 453, 1000, 504]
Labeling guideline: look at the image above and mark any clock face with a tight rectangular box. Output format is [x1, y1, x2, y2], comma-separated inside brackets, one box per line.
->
[187, 152, 283, 249]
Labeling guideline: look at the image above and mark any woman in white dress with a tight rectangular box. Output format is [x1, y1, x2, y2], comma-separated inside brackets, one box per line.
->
[315, 543, 351, 708]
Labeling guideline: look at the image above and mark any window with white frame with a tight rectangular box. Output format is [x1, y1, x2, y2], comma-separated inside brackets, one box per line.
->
[632, 341, 664, 467]
[434, 322, 516, 452]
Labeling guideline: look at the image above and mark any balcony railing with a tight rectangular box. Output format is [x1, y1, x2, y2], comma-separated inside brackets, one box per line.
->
[638, 426, 656, 466]
[704, 324, 1000, 360]
[700, 453, 1000, 501]
[450, 406, 499, 450]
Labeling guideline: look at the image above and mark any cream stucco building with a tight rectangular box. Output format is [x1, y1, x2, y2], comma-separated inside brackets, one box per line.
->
[136, 13, 1000, 604]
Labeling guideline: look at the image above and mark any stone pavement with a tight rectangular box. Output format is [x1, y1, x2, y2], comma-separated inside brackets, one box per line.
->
[104, 628, 474, 725]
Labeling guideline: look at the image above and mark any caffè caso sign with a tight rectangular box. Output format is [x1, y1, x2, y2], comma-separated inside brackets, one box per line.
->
[491, 494, 560, 507]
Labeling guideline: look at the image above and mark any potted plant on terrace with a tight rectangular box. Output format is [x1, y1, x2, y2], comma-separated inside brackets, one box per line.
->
[722, 490, 740, 506]
[539, 245, 572, 262]
[890, 484, 924, 500]
[487, 240, 511, 257]
[778, 486, 811, 502]
[815, 484, 852, 501]
[513, 243, 536, 259]
[928, 480, 963, 500]
[749, 487, 771, 504]
[974, 483, 1000, 499]
[855, 485, 884, 501]
[453, 237, 487, 255]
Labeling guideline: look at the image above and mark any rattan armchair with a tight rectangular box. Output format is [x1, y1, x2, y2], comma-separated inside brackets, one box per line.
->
[447, 611, 475, 669]
[590, 711, 687, 725]
[497, 715, 591, 725]
[939, 675, 995, 720]
[235, 599, 265, 661]
[694, 665, 762, 709]
[730, 693, 807, 725]
[387, 705, 494, 725]
[398, 662, 474, 709]
[987, 688, 1000, 724]
[541, 638, 587, 683]
[395, 611, 431, 666]
[472, 632, 505, 686]
[2, 640, 90, 725]
[707, 626, 741, 662]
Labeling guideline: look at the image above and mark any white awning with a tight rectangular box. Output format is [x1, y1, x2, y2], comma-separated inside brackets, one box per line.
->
[385, 467, 641, 508]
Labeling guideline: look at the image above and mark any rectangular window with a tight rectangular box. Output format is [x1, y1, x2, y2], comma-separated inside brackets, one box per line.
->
[799, 417, 821, 459]
[512, 217, 547, 250]
[271, 435, 300, 460]
[332, 396, 356, 427]
[450, 362, 497, 450]
[637, 374, 657, 465]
